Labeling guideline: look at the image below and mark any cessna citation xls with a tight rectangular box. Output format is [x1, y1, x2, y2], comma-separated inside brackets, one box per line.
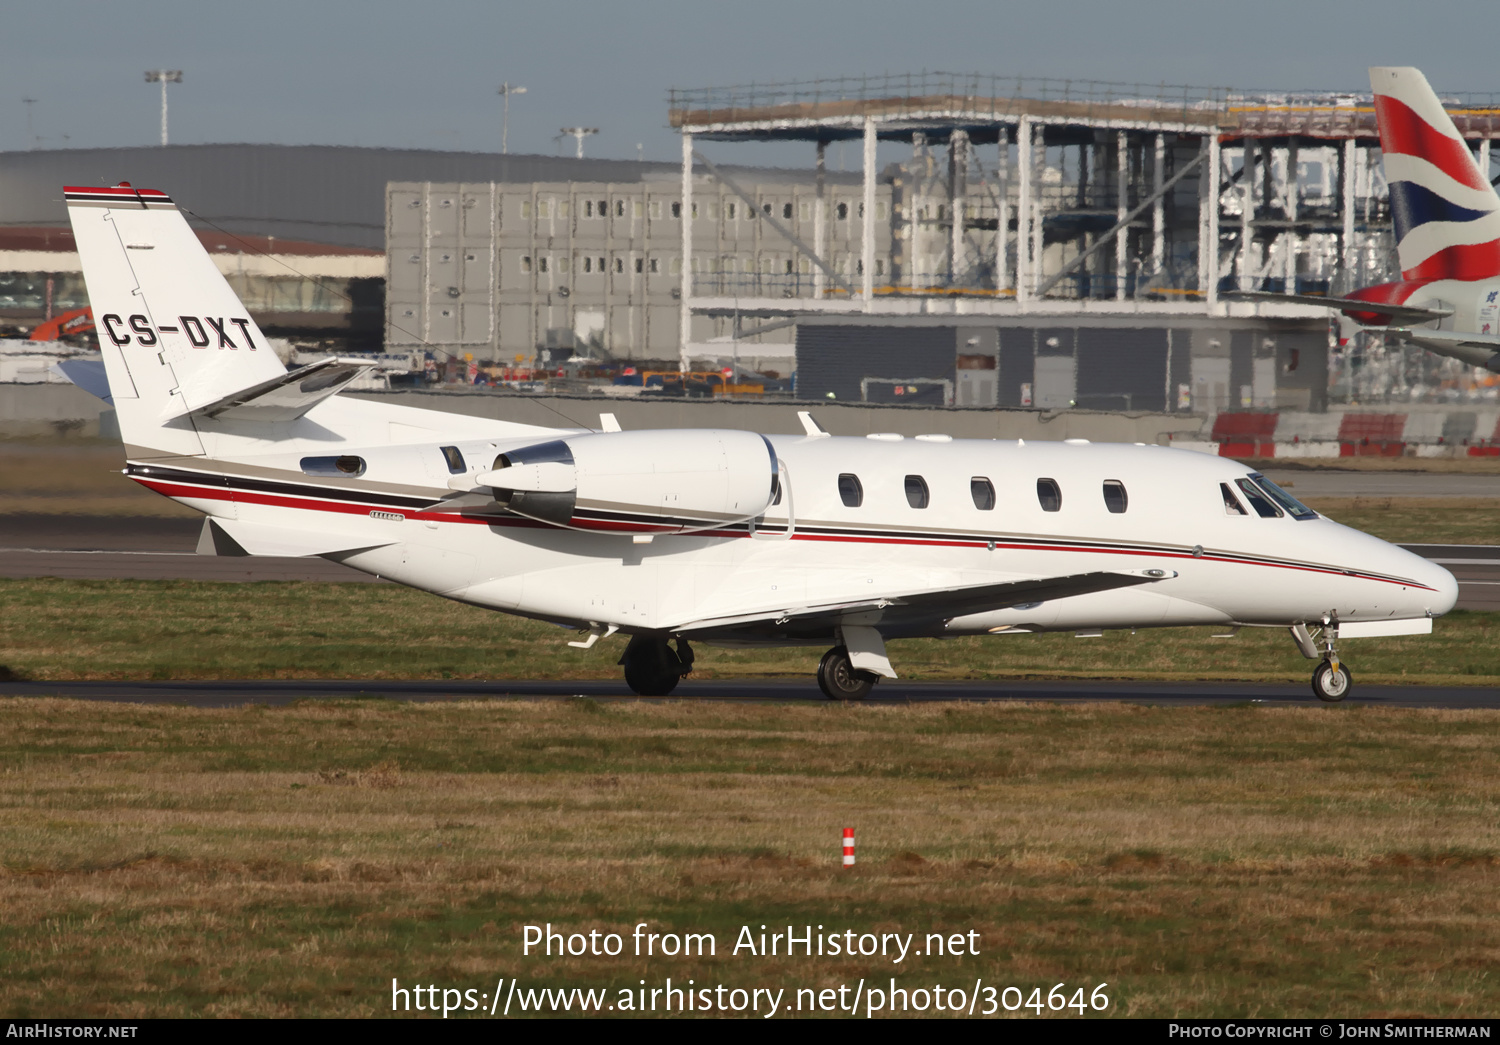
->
[62, 183, 1456, 702]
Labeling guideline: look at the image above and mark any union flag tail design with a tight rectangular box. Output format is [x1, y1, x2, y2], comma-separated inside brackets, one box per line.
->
[1371, 67, 1500, 282]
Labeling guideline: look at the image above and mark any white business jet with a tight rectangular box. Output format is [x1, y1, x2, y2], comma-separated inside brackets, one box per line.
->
[63, 183, 1455, 702]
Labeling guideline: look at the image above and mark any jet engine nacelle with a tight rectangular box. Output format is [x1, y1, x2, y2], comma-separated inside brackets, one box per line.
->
[477, 429, 778, 533]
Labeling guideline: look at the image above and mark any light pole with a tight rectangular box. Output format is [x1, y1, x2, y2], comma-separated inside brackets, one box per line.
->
[497, 83, 526, 154]
[559, 127, 599, 159]
[144, 70, 182, 146]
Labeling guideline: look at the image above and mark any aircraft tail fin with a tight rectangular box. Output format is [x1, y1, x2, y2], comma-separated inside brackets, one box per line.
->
[65, 184, 288, 456]
[1370, 67, 1500, 281]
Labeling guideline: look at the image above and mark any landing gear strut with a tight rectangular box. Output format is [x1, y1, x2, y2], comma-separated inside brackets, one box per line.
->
[1311, 623, 1351, 703]
[620, 635, 693, 697]
[817, 646, 877, 701]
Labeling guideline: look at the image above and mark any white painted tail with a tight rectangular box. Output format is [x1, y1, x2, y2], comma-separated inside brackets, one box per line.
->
[65, 184, 286, 456]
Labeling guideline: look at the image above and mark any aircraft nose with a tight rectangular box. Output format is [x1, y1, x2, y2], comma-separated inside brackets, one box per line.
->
[1403, 548, 1459, 616]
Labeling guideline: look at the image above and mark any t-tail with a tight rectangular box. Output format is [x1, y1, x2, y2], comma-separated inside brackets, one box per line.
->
[1371, 66, 1500, 282]
[65, 184, 368, 459]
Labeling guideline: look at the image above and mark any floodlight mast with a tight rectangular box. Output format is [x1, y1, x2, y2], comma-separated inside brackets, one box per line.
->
[560, 126, 598, 159]
[497, 83, 526, 155]
[144, 70, 182, 146]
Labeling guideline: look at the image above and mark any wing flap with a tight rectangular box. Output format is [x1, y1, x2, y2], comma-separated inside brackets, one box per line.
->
[672, 568, 1174, 636]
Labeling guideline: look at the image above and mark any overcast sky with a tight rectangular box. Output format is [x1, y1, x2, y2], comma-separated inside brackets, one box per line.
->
[3, 0, 1497, 166]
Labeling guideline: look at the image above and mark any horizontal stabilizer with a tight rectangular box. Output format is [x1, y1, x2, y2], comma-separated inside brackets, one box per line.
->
[1222, 290, 1452, 324]
[196, 516, 395, 558]
[675, 568, 1174, 635]
[1390, 328, 1500, 371]
[186, 357, 373, 423]
[52, 357, 112, 403]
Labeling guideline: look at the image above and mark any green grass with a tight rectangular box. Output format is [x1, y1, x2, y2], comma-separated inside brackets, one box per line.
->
[2, 698, 1499, 1017]
[2, 578, 1498, 686]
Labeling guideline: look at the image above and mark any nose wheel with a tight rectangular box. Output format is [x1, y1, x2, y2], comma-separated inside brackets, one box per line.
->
[817, 646, 877, 701]
[1312, 660, 1352, 702]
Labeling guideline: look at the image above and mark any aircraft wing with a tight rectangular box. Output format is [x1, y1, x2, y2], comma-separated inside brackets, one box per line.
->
[1222, 290, 1452, 324]
[1386, 328, 1500, 371]
[184, 357, 374, 423]
[672, 568, 1175, 640]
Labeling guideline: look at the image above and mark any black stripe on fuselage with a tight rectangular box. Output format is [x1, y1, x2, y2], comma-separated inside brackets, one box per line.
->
[125, 463, 438, 511]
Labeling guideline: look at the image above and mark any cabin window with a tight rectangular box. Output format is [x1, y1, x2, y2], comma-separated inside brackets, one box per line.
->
[1250, 473, 1318, 520]
[1036, 478, 1062, 512]
[1235, 477, 1282, 518]
[971, 477, 995, 511]
[838, 473, 863, 508]
[1102, 480, 1128, 514]
[1221, 482, 1248, 515]
[904, 475, 930, 509]
[301, 455, 365, 477]
[439, 446, 466, 474]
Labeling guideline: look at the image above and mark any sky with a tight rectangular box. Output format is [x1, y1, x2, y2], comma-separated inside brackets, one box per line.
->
[2, 0, 1498, 167]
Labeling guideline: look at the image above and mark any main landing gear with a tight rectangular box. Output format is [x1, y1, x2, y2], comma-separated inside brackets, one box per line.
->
[817, 646, 878, 701]
[620, 635, 694, 696]
[1292, 622, 1352, 702]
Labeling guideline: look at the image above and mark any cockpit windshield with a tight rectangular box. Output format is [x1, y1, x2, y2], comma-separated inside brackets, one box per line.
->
[1249, 473, 1318, 520]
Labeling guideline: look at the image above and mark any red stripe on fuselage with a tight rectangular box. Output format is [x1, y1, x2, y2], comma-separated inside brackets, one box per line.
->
[1374, 96, 1491, 192]
[135, 476, 1436, 593]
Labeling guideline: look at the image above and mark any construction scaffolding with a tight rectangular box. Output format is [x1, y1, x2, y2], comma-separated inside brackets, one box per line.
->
[667, 73, 1500, 334]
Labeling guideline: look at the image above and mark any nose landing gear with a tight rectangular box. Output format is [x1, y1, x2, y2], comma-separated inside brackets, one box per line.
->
[1294, 621, 1352, 702]
[620, 635, 694, 696]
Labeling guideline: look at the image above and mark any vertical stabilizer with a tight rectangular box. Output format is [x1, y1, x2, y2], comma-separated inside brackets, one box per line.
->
[65, 185, 287, 456]
[1370, 67, 1500, 281]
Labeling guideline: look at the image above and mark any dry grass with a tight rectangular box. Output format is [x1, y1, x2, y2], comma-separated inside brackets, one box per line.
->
[3, 578, 1498, 686]
[1302, 497, 1500, 546]
[1, 698, 1499, 1017]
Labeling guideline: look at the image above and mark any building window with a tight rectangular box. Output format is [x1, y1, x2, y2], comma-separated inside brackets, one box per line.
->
[584, 200, 595, 218]
[874, 259, 885, 276]
[538, 257, 549, 273]
[782, 202, 793, 220]
[799, 202, 811, 221]
[875, 202, 888, 220]
[650, 201, 662, 219]
[521, 255, 532, 273]
[859, 202, 866, 219]
[856, 259, 864, 275]
[614, 257, 624, 273]
[597, 256, 605, 272]
[971, 477, 996, 511]
[521, 200, 532, 218]
[557, 257, 570, 274]
[670, 257, 682, 275]
[1102, 480, 1128, 514]
[614, 200, 625, 217]
[635, 258, 644, 274]
[726, 202, 737, 220]
[838, 473, 863, 508]
[784, 259, 794, 274]
[836, 202, 848, 220]
[671, 202, 681, 219]
[558, 201, 570, 217]
[537, 200, 552, 219]
[649, 258, 659, 273]
[583, 256, 592, 273]
[597, 199, 606, 217]
[798, 258, 810, 274]
[707, 202, 719, 219]
[904, 475, 930, 509]
[634, 201, 645, 218]
[1036, 478, 1062, 512]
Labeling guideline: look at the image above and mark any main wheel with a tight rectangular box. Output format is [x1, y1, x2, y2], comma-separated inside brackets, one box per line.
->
[817, 646, 876, 701]
[621, 636, 682, 697]
[1312, 660, 1352, 703]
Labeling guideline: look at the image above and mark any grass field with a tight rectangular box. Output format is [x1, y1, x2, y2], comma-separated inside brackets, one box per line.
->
[3, 578, 1498, 686]
[1, 697, 1498, 1018]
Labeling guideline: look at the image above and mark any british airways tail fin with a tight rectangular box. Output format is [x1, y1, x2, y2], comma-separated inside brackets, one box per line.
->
[1370, 67, 1500, 282]
[65, 184, 290, 456]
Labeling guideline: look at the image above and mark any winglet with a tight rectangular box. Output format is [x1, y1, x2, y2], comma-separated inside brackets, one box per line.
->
[600, 412, 622, 433]
[797, 410, 829, 437]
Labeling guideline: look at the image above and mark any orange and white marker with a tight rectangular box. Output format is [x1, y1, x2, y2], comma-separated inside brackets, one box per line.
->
[842, 828, 855, 867]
